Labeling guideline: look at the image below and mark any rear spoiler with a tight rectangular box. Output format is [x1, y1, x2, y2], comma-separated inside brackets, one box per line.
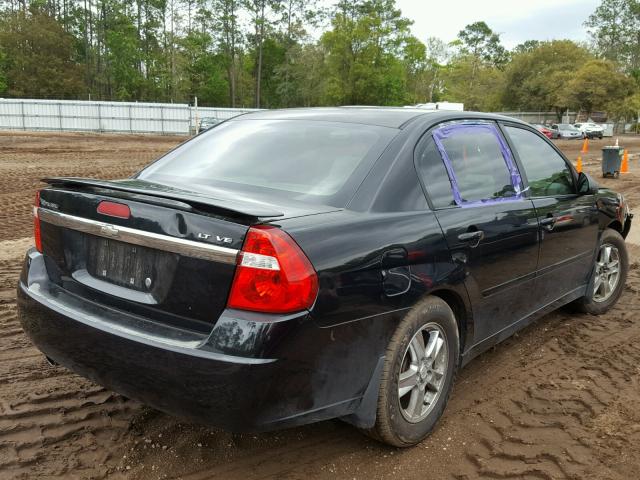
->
[43, 177, 285, 219]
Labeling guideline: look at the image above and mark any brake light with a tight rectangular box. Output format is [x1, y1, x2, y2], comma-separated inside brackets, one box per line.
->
[227, 226, 318, 314]
[97, 201, 130, 219]
[33, 190, 42, 252]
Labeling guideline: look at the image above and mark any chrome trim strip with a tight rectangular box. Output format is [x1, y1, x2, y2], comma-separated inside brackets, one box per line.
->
[38, 208, 239, 264]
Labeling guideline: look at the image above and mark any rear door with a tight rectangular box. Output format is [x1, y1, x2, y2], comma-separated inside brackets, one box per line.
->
[416, 122, 540, 344]
[502, 125, 599, 305]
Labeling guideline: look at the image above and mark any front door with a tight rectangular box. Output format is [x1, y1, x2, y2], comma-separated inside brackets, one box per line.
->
[415, 122, 540, 345]
[502, 125, 599, 306]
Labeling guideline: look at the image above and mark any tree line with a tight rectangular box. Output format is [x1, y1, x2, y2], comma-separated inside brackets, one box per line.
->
[0, 0, 638, 120]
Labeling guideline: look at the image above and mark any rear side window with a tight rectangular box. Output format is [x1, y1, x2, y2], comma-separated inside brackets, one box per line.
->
[415, 135, 455, 208]
[431, 123, 523, 205]
[504, 126, 574, 197]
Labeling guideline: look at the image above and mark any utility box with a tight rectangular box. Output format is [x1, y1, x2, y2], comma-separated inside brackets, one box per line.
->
[602, 146, 622, 178]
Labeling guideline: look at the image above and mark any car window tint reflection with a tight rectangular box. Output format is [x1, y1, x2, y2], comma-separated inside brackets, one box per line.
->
[440, 129, 514, 202]
[505, 126, 574, 197]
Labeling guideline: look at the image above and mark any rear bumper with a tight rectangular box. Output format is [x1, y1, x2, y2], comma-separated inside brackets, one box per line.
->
[585, 131, 603, 138]
[17, 250, 386, 431]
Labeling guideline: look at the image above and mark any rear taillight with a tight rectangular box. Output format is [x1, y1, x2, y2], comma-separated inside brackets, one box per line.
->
[227, 226, 318, 314]
[33, 190, 42, 252]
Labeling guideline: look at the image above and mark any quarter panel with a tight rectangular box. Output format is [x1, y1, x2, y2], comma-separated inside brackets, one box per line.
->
[279, 210, 474, 352]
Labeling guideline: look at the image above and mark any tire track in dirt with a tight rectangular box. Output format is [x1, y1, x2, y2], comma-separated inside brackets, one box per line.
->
[0, 268, 142, 480]
[0, 131, 183, 241]
[0, 132, 185, 478]
[453, 277, 640, 480]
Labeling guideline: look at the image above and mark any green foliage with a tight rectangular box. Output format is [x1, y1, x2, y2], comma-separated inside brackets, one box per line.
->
[563, 59, 635, 113]
[585, 0, 640, 77]
[442, 54, 505, 111]
[320, 0, 418, 106]
[181, 31, 230, 105]
[513, 40, 540, 55]
[0, 0, 635, 119]
[0, 51, 7, 94]
[274, 43, 325, 106]
[0, 7, 84, 98]
[502, 40, 592, 112]
[439, 22, 508, 111]
[456, 21, 509, 68]
[606, 90, 640, 120]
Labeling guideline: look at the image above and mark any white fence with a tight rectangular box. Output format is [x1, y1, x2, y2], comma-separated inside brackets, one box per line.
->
[0, 98, 258, 135]
[494, 111, 638, 135]
[493, 111, 578, 124]
[2, 101, 634, 136]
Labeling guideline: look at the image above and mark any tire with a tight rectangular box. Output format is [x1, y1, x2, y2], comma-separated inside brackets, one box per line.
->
[573, 228, 628, 315]
[365, 296, 459, 447]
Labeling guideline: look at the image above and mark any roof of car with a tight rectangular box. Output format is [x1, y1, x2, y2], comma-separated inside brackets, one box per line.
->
[233, 107, 528, 129]
[233, 107, 439, 128]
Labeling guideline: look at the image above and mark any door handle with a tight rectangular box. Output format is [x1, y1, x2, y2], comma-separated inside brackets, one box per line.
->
[458, 230, 484, 247]
[540, 216, 556, 231]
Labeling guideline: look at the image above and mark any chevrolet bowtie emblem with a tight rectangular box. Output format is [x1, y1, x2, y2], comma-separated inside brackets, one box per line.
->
[100, 224, 119, 237]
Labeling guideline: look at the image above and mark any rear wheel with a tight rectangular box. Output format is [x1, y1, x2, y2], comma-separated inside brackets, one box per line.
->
[365, 296, 459, 447]
[573, 228, 628, 314]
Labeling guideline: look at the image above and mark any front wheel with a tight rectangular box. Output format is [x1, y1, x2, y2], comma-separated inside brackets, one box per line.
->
[365, 296, 459, 447]
[573, 228, 628, 314]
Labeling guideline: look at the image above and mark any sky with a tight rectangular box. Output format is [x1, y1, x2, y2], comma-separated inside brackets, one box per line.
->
[393, 0, 601, 49]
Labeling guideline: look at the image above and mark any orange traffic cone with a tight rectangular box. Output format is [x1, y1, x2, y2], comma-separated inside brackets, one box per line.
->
[621, 149, 629, 173]
[576, 156, 583, 173]
[581, 138, 589, 154]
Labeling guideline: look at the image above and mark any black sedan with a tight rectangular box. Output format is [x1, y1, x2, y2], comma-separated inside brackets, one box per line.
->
[17, 108, 632, 447]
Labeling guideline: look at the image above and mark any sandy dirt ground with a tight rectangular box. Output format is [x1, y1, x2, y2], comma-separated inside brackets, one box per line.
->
[1, 132, 640, 480]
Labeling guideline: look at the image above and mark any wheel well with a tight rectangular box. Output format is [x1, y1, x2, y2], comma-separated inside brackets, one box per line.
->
[430, 289, 469, 352]
[607, 220, 623, 234]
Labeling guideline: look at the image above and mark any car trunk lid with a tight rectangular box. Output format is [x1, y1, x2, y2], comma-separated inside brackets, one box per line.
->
[36, 178, 278, 333]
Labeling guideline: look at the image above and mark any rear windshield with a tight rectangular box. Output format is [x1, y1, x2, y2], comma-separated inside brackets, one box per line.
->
[138, 119, 397, 207]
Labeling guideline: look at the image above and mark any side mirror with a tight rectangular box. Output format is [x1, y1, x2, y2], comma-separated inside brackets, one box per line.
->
[577, 172, 599, 195]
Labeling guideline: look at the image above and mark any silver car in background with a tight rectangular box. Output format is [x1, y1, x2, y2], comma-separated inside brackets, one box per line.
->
[550, 124, 583, 140]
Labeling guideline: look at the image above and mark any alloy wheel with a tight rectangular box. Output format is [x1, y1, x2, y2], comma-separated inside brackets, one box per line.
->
[398, 323, 448, 423]
[593, 243, 621, 303]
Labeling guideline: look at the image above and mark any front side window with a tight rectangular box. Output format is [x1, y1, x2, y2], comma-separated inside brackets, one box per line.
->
[504, 126, 574, 197]
[431, 123, 523, 205]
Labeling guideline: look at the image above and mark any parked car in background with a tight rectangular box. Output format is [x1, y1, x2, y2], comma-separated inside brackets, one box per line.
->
[18, 108, 632, 448]
[532, 124, 553, 139]
[550, 123, 583, 140]
[574, 122, 604, 139]
[199, 117, 221, 131]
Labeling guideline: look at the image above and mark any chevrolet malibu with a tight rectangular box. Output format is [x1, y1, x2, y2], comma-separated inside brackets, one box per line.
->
[18, 108, 631, 447]
[550, 123, 583, 140]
